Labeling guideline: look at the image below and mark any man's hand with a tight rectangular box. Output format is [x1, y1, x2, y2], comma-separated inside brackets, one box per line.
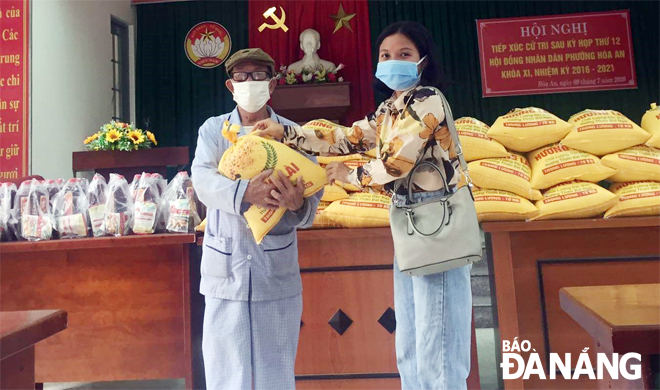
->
[265, 171, 305, 211]
[243, 169, 278, 210]
[253, 119, 285, 140]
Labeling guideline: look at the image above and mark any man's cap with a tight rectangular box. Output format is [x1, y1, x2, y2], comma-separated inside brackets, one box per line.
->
[225, 48, 276, 76]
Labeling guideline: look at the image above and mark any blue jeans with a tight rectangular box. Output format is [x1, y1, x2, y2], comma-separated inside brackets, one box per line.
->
[392, 190, 473, 390]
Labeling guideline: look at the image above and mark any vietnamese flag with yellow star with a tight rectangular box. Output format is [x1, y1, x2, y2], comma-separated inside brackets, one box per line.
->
[249, 0, 375, 125]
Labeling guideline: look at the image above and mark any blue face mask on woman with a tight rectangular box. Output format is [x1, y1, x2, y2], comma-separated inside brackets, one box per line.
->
[375, 56, 426, 91]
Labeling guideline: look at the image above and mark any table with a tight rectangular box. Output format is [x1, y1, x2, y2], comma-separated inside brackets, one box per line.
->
[560, 284, 660, 390]
[482, 217, 660, 390]
[0, 310, 68, 390]
[0, 234, 196, 388]
[194, 228, 481, 389]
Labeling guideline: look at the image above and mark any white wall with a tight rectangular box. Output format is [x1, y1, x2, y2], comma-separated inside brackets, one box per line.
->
[32, 0, 135, 179]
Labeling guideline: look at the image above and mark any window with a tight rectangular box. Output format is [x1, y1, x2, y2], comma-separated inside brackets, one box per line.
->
[111, 17, 130, 122]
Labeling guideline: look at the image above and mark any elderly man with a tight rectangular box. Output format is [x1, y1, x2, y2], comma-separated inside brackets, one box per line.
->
[191, 48, 321, 390]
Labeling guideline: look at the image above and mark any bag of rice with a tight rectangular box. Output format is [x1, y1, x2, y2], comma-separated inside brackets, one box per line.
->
[604, 181, 660, 218]
[322, 193, 390, 228]
[218, 134, 327, 243]
[312, 201, 339, 229]
[601, 145, 660, 182]
[641, 103, 660, 135]
[473, 188, 539, 221]
[487, 107, 574, 152]
[563, 110, 651, 156]
[532, 181, 618, 220]
[321, 184, 349, 202]
[646, 132, 660, 149]
[528, 143, 616, 190]
[468, 153, 542, 200]
[455, 117, 509, 161]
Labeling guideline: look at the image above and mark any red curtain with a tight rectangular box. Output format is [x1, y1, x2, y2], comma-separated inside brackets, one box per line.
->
[249, 0, 375, 125]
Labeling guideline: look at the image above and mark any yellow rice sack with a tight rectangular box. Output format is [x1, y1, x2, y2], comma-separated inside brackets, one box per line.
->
[322, 193, 390, 228]
[641, 103, 660, 135]
[487, 107, 574, 152]
[456, 117, 509, 161]
[646, 132, 660, 149]
[196, 218, 207, 232]
[301, 119, 348, 145]
[528, 143, 616, 190]
[468, 154, 542, 200]
[473, 188, 539, 222]
[532, 181, 618, 220]
[601, 145, 660, 182]
[218, 135, 327, 243]
[312, 201, 339, 229]
[563, 110, 651, 156]
[604, 181, 660, 218]
[321, 184, 349, 202]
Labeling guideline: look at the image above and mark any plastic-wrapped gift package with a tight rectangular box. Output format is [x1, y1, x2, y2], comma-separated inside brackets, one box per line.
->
[52, 179, 90, 239]
[103, 174, 133, 237]
[132, 173, 161, 235]
[158, 171, 201, 233]
[11, 179, 53, 241]
[87, 173, 109, 237]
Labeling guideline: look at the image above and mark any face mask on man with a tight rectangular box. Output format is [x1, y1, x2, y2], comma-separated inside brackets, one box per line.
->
[231, 80, 271, 113]
[375, 56, 426, 91]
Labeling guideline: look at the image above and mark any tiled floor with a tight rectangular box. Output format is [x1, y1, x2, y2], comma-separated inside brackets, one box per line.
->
[44, 328, 501, 390]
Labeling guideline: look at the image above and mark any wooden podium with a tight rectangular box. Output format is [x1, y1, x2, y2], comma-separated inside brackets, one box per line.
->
[270, 82, 351, 124]
[72, 147, 189, 181]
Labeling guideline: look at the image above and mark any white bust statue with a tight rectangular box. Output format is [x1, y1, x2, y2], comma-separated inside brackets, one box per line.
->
[287, 29, 336, 73]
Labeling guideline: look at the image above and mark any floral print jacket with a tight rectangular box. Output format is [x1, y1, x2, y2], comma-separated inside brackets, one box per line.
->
[282, 86, 462, 193]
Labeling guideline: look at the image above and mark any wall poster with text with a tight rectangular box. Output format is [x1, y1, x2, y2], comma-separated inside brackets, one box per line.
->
[477, 10, 637, 98]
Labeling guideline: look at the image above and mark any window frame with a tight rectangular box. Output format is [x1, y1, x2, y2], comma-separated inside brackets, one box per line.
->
[111, 17, 130, 122]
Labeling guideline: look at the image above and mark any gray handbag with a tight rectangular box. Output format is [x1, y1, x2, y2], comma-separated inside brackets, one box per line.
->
[390, 89, 482, 276]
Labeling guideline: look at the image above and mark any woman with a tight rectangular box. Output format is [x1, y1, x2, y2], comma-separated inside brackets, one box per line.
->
[255, 21, 472, 390]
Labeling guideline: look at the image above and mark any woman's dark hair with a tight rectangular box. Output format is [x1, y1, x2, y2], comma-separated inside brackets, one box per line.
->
[373, 21, 449, 95]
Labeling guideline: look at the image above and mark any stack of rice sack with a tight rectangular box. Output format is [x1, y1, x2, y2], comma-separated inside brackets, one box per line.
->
[309, 120, 390, 229]
[560, 106, 659, 219]
[457, 114, 546, 221]
[467, 105, 659, 222]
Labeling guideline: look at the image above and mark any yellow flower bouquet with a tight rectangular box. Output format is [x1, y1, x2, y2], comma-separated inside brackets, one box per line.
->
[84, 121, 158, 151]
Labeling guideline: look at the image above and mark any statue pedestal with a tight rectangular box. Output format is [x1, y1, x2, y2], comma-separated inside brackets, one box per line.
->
[270, 82, 351, 125]
[71, 147, 189, 181]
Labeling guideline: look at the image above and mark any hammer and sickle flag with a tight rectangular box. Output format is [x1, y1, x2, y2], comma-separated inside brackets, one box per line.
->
[258, 6, 288, 32]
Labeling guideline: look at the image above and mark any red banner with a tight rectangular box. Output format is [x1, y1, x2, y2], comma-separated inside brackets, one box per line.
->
[0, 0, 30, 180]
[476, 10, 637, 97]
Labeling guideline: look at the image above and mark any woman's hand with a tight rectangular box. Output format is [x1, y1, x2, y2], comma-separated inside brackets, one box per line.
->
[253, 119, 285, 140]
[325, 162, 352, 185]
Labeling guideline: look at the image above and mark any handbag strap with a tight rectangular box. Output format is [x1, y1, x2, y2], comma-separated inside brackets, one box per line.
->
[393, 87, 472, 199]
